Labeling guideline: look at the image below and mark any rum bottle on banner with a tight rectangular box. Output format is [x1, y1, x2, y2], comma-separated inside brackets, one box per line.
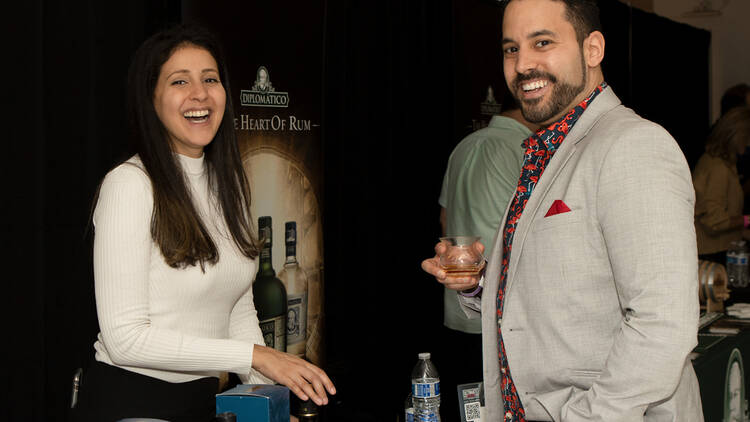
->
[279, 221, 308, 358]
[253, 216, 287, 351]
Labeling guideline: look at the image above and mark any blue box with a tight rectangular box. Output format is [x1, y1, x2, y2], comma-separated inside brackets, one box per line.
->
[216, 384, 290, 422]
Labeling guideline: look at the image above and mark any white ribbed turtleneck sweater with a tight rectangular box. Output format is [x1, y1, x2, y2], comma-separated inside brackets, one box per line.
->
[92, 153, 271, 384]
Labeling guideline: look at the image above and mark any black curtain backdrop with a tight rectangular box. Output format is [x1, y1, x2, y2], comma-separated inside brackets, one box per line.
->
[7, 2, 181, 421]
[599, 0, 711, 169]
[6, 0, 710, 420]
[630, 6, 711, 170]
[322, 0, 456, 418]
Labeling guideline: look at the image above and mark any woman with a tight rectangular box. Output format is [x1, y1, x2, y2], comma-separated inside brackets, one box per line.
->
[694, 106, 750, 265]
[76, 24, 335, 422]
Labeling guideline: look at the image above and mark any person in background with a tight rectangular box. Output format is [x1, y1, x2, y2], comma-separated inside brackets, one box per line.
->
[75, 24, 334, 422]
[436, 99, 535, 421]
[719, 84, 750, 210]
[422, 0, 703, 420]
[693, 106, 750, 266]
[721, 83, 750, 117]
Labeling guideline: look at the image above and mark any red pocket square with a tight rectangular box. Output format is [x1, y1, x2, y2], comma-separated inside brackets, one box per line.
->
[544, 199, 571, 217]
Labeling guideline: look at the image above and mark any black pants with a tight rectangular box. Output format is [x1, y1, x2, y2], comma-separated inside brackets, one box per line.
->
[73, 360, 218, 422]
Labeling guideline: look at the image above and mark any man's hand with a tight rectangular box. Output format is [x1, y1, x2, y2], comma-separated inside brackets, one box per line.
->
[421, 240, 485, 291]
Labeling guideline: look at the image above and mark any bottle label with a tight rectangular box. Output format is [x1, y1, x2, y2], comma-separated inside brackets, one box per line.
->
[259, 315, 286, 351]
[405, 407, 414, 422]
[412, 381, 440, 398]
[416, 411, 438, 422]
[286, 244, 296, 258]
[728, 255, 739, 265]
[286, 292, 308, 345]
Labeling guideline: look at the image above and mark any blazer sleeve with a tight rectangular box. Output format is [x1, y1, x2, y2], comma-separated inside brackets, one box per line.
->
[560, 123, 699, 421]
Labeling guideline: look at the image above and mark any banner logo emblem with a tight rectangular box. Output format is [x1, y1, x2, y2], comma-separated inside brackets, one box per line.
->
[241, 66, 289, 108]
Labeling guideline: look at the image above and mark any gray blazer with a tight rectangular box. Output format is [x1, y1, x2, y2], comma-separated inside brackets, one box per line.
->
[460, 87, 703, 421]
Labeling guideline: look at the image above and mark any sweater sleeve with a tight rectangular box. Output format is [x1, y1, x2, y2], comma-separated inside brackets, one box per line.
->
[694, 161, 737, 235]
[93, 164, 255, 375]
[229, 281, 275, 384]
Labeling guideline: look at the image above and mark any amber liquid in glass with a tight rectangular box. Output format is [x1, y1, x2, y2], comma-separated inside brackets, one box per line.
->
[441, 263, 483, 277]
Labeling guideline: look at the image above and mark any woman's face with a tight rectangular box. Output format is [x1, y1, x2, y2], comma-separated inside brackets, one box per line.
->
[153, 44, 226, 158]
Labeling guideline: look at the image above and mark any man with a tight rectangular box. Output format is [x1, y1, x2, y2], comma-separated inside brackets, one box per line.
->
[422, 0, 703, 421]
[437, 101, 535, 421]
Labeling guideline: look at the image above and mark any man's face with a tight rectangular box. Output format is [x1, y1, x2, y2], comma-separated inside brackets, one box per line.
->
[502, 0, 589, 126]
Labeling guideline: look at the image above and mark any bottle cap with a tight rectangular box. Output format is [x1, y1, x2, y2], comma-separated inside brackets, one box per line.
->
[212, 412, 237, 422]
[418, 352, 431, 360]
[297, 398, 319, 417]
[285, 221, 297, 245]
[258, 216, 272, 245]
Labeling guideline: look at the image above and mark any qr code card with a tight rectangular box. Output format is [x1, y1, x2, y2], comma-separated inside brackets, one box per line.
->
[464, 401, 482, 421]
[457, 382, 485, 422]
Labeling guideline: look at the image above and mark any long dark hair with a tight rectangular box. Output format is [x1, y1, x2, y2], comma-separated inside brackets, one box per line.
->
[125, 23, 258, 268]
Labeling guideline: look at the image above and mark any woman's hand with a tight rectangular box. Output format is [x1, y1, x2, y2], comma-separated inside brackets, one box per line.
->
[252, 345, 336, 406]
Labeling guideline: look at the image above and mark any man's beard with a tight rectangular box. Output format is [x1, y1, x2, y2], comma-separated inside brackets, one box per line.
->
[513, 55, 587, 124]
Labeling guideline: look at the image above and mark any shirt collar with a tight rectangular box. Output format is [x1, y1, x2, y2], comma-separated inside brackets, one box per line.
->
[175, 152, 206, 176]
[524, 82, 608, 152]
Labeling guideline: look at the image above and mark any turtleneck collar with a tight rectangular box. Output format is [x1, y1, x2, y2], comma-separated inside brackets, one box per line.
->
[176, 152, 206, 176]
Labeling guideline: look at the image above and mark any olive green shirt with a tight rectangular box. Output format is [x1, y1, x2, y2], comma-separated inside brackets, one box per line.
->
[438, 115, 531, 333]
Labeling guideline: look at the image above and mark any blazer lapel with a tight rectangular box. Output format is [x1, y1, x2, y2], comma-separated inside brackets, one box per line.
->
[503, 87, 622, 294]
[504, 140, 577, 293]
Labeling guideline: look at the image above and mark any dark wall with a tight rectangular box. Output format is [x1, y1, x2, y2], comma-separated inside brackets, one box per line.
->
[7, 2, 45, 421]
[599, 0, 711, 169]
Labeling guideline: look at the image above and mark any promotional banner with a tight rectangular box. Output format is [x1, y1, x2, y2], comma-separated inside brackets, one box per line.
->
[184, 1, 326, 365]
[451, 0, 508, 139]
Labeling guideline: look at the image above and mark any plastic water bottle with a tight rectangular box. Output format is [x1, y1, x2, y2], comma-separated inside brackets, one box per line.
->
[405, 392, 415, 422]
[411, 353, 440, 422]
[739, 241, 750, 288]
[728, 240, 750, 288]
[727, 242, 739, 287]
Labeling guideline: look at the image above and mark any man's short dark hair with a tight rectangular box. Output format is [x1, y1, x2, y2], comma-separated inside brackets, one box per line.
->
[503, 0, 602, 44]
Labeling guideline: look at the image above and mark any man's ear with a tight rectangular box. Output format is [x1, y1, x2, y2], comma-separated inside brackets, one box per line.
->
[583, 30, 605, 68]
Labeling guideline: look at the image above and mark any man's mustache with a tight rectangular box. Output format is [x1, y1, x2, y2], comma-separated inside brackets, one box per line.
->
[513, 71, 558, 89]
